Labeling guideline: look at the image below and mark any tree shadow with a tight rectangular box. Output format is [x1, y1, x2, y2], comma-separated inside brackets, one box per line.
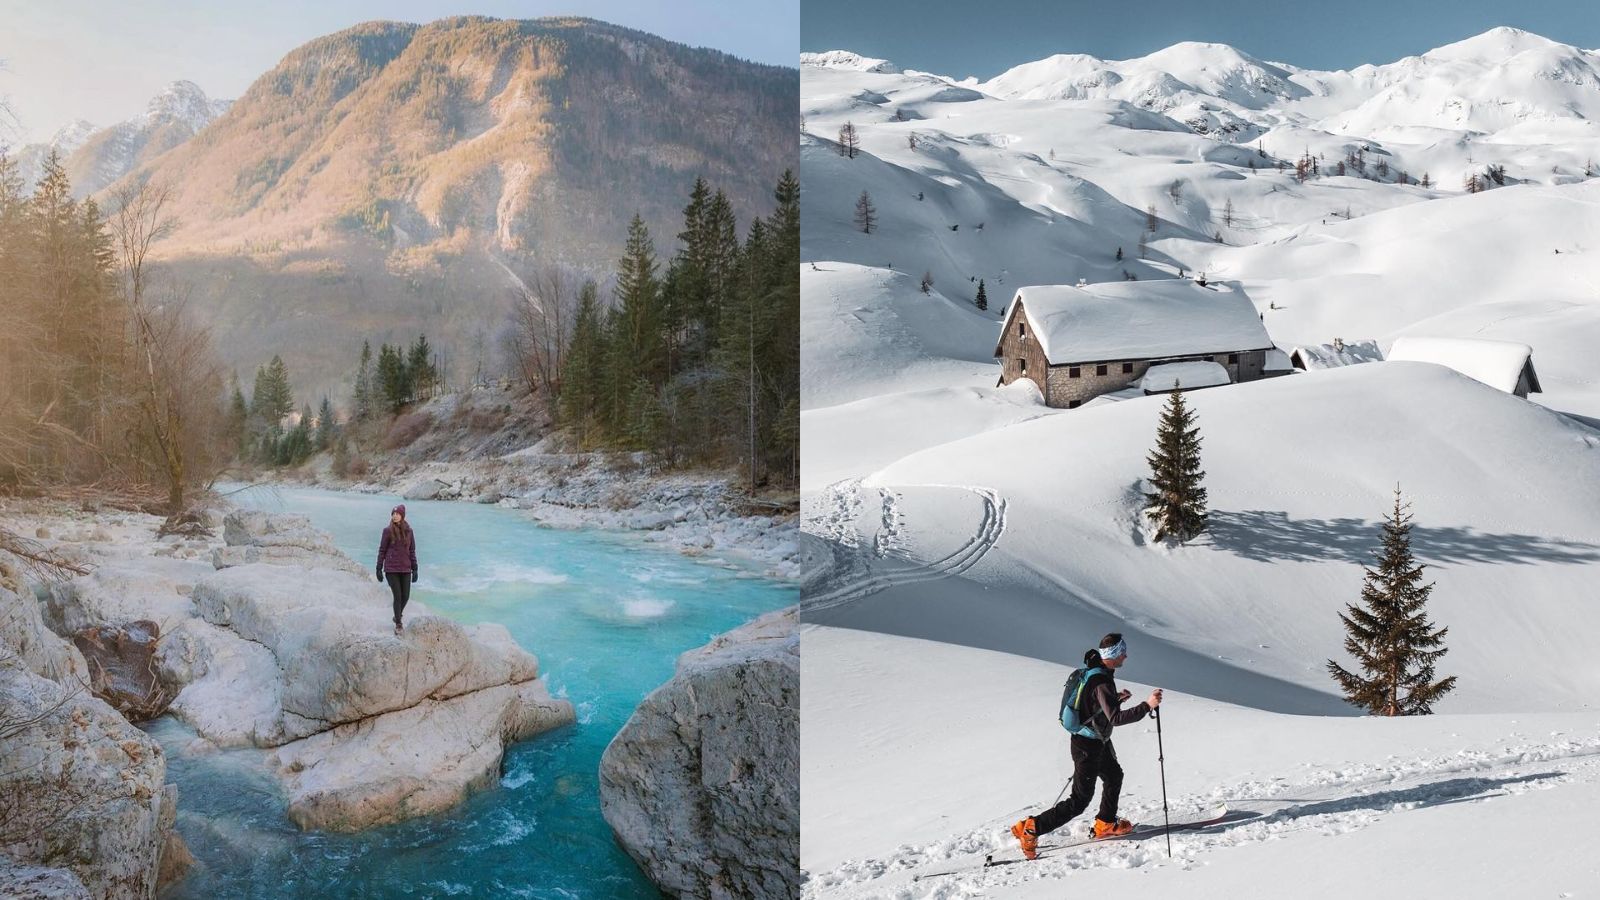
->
[1255, 772, 1560, 821]
[1207, 510, 1600, 566]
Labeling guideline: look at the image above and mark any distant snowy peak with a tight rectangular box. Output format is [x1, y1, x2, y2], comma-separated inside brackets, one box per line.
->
[801, 50, 901, 74]
[980, 41, 1306, 111]
[48, 119, 99, 153]
[144, 80, 231, 131]
[1420, 26, 1580, 63]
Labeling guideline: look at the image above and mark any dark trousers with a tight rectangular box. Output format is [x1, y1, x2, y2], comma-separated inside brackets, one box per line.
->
[385, 571, 412, 625]
[1033, 736, 1123, 835]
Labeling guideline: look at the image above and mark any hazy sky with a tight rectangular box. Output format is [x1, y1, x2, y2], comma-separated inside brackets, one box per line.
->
[0, 0, 798, 144]
[802, 0, 1600, 80]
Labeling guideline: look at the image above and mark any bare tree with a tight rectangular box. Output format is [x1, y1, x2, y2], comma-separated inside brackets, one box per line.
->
[838, 122, 860, 159]
[853, 190, 876, 234]
[504, 264, 579, 415]
[1222, 198, 1234, 227]
[109, 181, 223, 514]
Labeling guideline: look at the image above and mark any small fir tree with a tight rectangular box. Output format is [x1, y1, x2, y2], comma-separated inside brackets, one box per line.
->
[975, 279, 987, 311]
[919, 270, 934, 295]
[1144, 385, 1207, 542]
[1327, 487, 1457, 716]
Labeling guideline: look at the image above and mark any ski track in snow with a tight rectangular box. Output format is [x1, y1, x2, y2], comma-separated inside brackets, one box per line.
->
[802, 482, 1007, 613]
[802, 734, 1600, 897]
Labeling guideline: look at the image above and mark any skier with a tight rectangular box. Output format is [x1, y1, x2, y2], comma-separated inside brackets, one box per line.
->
[1011, 633, 1163, 859]
[376, 504, 419, 635]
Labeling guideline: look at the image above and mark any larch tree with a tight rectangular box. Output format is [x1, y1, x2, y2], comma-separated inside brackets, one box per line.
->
[853, 190, 876, 234]
[1144, 385, 1207, 542]
[1327, 487, 1457, 716]
[838, 121, 860, 159]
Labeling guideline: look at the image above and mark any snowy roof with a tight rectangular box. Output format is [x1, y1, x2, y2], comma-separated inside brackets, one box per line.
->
[1139, 361, 1231, 393]
[1386, 337, 1541, 394]
[1288, 340, 1383, 370]
[1264, 348, 1293, 371]
[997, 280, 1274, 364]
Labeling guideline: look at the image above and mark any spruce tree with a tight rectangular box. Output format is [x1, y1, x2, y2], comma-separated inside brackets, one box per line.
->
[377, 344, 407, 414]
[1144, 386, 1207, 542]
[316, 396, 335, 451]
[975, 279, 987, 311]
[353, 341, 374, 422]
[1327, 488, 1457, 716]
[226, 372, 249, 457]
[560, 281, 604, 443]
[407, 335, 434, 400]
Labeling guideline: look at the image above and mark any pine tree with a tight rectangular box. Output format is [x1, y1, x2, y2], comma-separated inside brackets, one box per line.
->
[377, 344, 407, 414]
[975, 279, 987, 311]
[1327, 487, 1457, 715]
[226, 372, 248, 457]
[919, 270, 933, 294]
[560, 280, 604, 443]
[353, 341, 374, 422]
[316, 396, 335, 451]
[853, 190, 876, 234]
[1144, 386, 1207, 542]
[407, 335, 435, 401]
[604, 215, 665, 432]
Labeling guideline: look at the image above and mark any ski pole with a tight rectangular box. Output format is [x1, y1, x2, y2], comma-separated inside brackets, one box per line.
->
[1153, 705, 1172, 858]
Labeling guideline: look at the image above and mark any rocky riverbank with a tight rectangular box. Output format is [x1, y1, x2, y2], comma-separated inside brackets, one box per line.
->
[599, 606, 800, 899]
[0, 498, 575, 896]
[241, 389, 800, 581]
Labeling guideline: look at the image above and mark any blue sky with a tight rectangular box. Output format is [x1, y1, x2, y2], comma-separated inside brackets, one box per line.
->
[0, 0, 798, 144]
[802, 0, 1600, 79]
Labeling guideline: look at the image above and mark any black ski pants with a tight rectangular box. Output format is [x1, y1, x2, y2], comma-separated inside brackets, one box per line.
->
[385, 571, 412, 625]
[1033, 735, 1123, 835]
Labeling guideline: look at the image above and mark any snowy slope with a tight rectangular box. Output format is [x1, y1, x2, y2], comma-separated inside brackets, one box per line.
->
[801, 30, 1600, 420]
[801, 29, 1600, 898]
[801, 626, 1600, 896]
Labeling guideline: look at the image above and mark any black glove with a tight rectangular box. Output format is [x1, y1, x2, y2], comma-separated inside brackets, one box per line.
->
[411, 569, 418, 584]
[376, 565, 384, 583]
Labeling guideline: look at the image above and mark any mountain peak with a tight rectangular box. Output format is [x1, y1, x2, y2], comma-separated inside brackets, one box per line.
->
[801, 50, 901, 74]
[1423, 26, 1574, 62]
[144, 80, 229, 131]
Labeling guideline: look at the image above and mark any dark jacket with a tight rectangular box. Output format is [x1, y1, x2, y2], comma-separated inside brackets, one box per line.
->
[1081, 670, 1150, 740]
[377, 524, 417, 574]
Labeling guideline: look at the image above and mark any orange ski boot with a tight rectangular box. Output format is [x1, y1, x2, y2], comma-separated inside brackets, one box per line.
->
[1091, 817, 1135, 839]
[1011, 817, 1039, 860]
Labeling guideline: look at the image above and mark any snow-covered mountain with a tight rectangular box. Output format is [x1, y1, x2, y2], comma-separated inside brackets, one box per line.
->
[12, 80, 231, 196]
[801, 25, 1600, 898]
[12, 119, 98, 190]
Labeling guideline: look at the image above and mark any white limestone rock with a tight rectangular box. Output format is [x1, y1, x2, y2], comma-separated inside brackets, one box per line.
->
[599, 606, 799, 899]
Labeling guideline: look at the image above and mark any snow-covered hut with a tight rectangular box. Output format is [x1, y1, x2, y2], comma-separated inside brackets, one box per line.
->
[1287, 339, 1383, 371]
[994, 280, 1274, 408]
[1386, 337, 1542, 398]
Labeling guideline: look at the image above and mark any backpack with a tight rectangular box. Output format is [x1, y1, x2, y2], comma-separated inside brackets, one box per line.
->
[1057, 666, 1107, 739]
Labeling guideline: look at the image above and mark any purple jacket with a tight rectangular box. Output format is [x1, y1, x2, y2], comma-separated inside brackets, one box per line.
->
[377, 525, 417, 574]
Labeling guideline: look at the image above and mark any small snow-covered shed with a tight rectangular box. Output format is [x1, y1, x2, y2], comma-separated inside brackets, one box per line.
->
[1139, 361, 1231, 395]
[1386, 337, 1542, 397]
[1288, 339, 1383, 371]
[994, 280, 1274, 408]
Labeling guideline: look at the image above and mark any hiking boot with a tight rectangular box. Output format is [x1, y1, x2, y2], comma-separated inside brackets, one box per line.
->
[1091, 818, 1134, 839]
[393, 621, 403, 636]
[1011, 817, 1038, 860]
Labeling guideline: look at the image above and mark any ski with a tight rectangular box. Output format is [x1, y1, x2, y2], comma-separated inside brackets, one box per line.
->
[911, 806, 1231, 882]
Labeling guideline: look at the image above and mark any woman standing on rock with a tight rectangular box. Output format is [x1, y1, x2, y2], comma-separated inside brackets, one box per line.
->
[376, 504, 419, 635]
